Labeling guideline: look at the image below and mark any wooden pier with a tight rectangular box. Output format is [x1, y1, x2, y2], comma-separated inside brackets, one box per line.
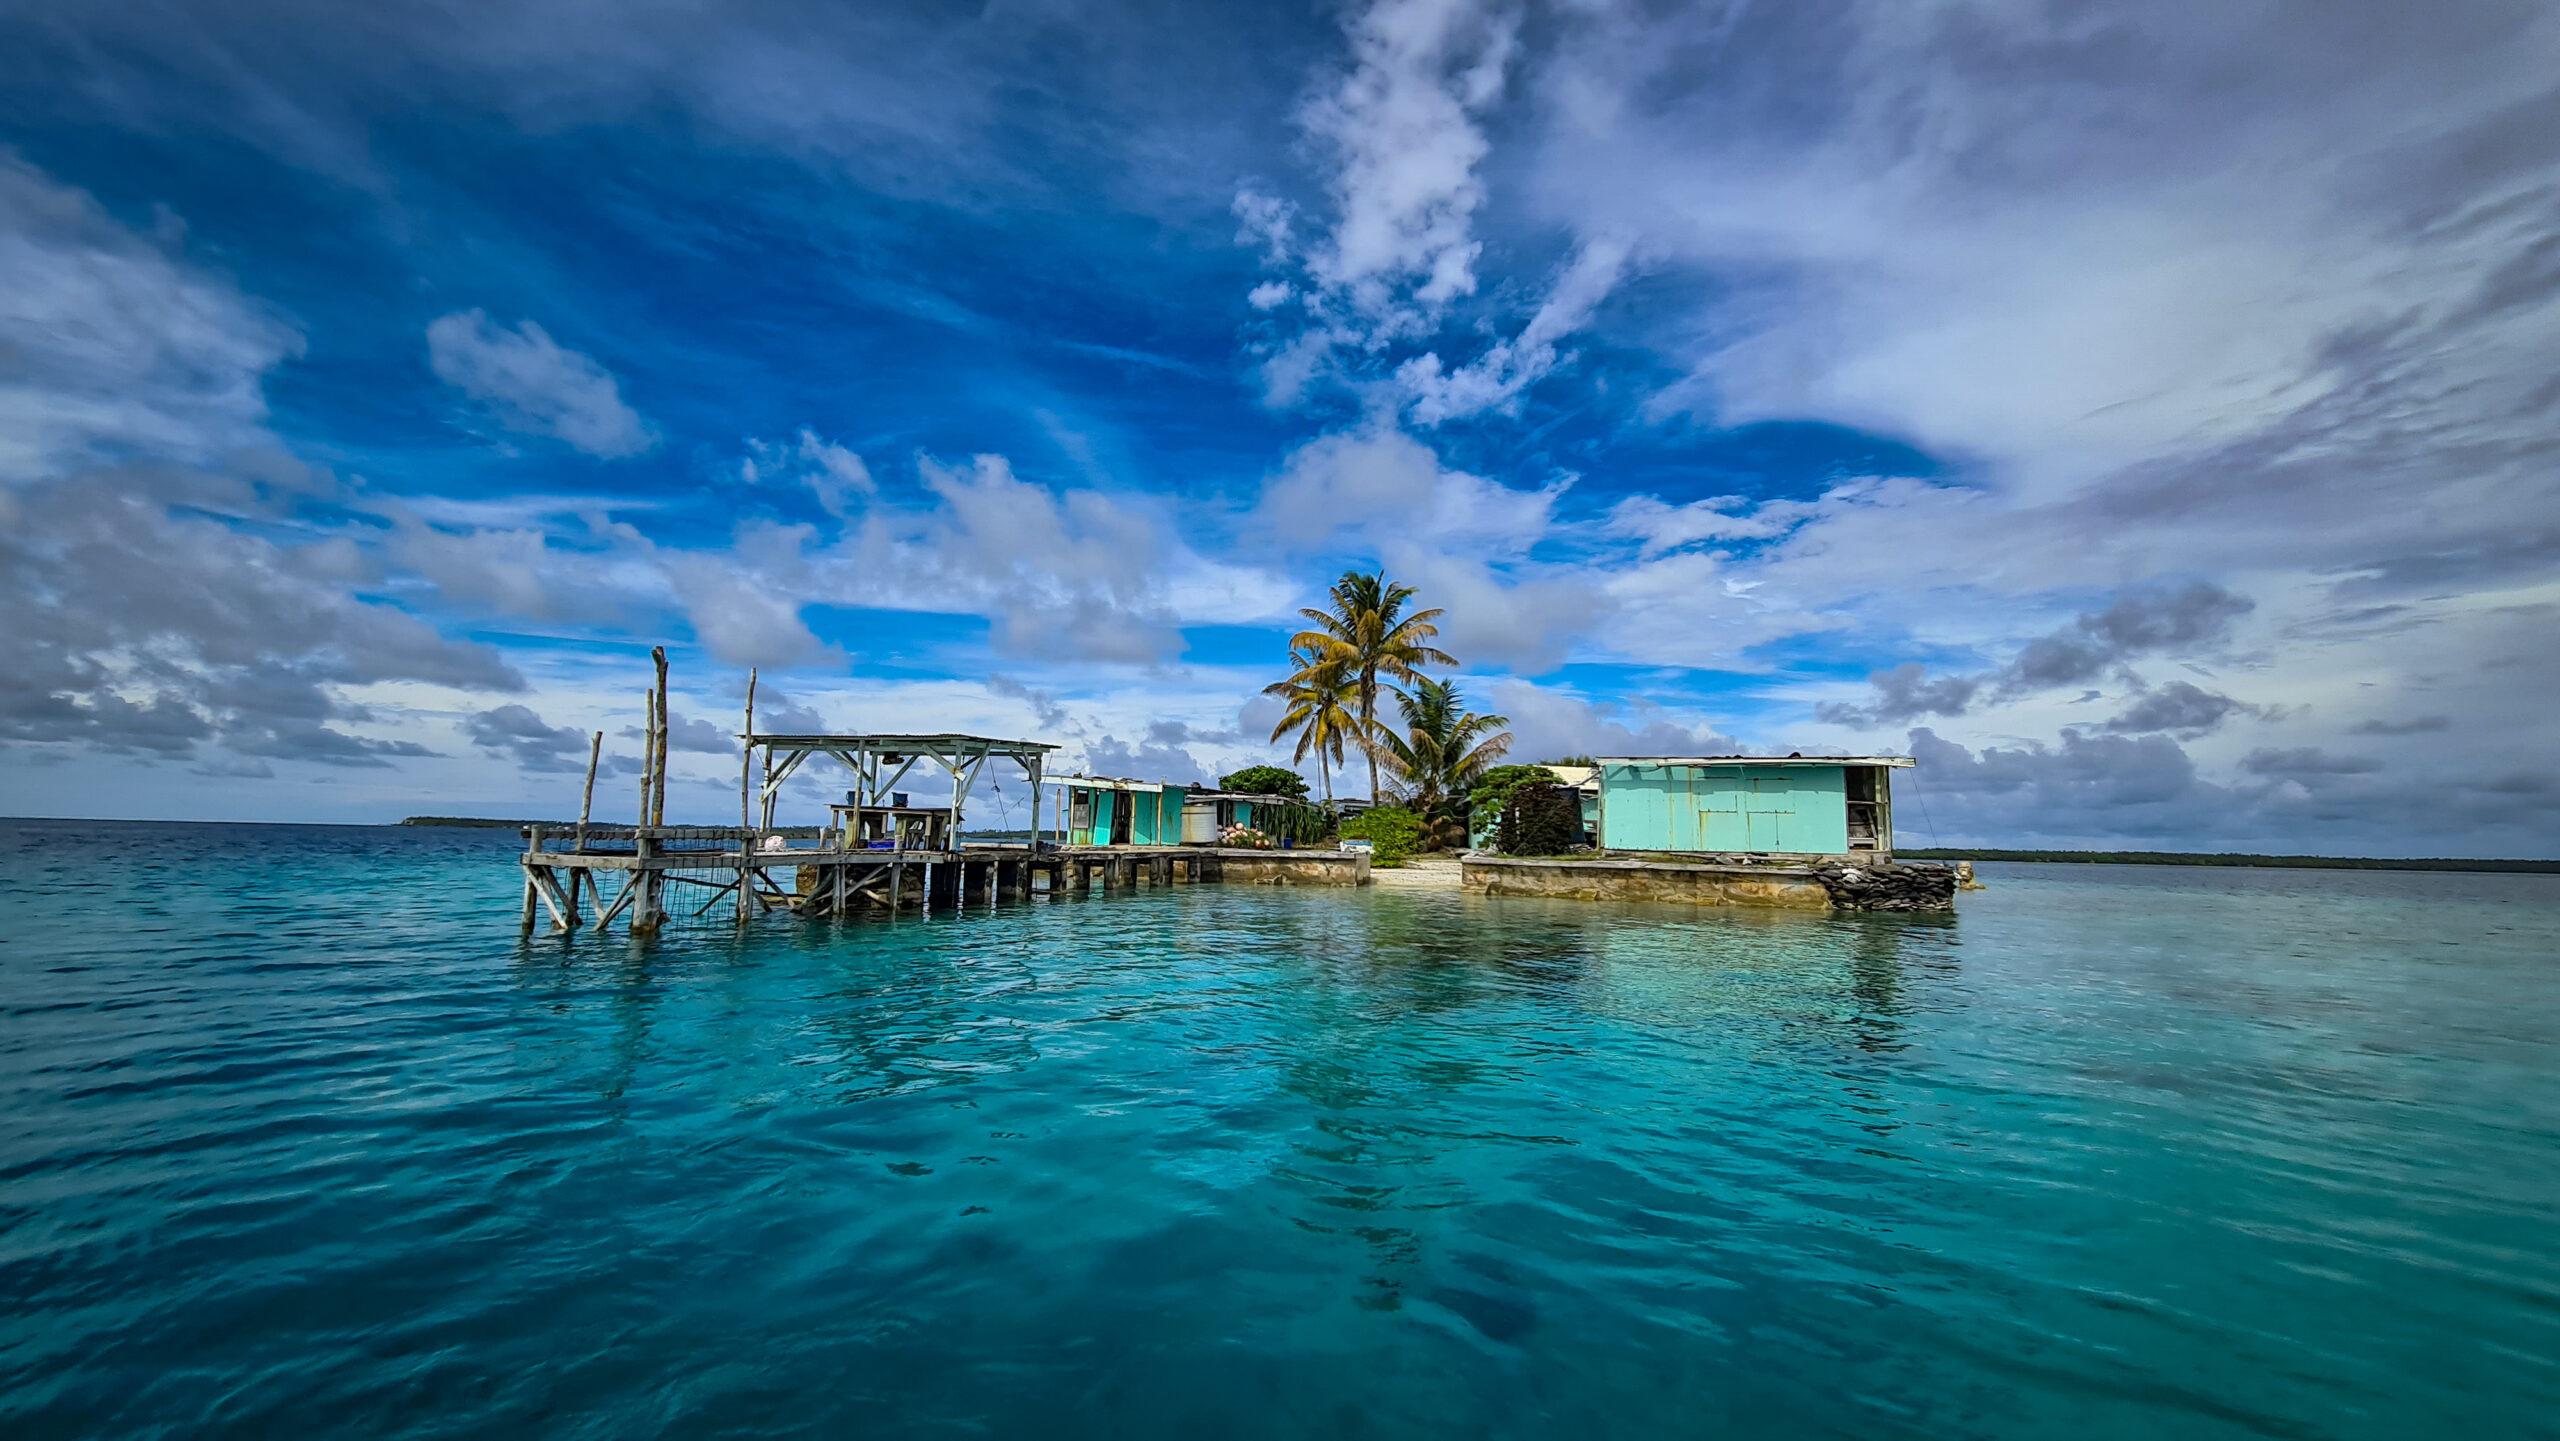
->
[516, 824, 1371, 935]
[512, 670, 1366, 936]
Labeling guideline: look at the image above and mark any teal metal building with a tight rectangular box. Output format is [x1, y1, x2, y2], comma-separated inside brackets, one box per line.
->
[1054, 777, 1190, 847]
[1595, 756, 1911, 857]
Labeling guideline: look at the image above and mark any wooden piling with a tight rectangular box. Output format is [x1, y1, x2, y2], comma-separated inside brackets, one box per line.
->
[649, 646, 670, 829]
[577, 732, 601, 852]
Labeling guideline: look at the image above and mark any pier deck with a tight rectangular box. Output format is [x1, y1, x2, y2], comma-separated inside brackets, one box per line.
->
[517, 824, 1370, 934]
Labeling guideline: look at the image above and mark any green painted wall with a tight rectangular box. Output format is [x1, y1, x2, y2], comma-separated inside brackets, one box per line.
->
[1068, 784, 1192, 846]
[1599, 764, 1852, 854]
[1130, 787, 1176, 845]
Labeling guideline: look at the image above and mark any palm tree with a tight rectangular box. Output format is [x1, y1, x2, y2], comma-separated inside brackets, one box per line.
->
[1377, 678, 1512, 849]
[1260, 646, 1358, 804]
[1290, 571, 1456, 804]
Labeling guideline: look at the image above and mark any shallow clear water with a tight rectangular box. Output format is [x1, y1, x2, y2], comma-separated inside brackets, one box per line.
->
[2, 820, 2555, 1439]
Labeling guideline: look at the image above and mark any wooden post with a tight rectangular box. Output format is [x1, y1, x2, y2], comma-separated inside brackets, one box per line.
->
[890, 860, 904, 913]
[576, 732, 602, 852]
[1026, 758, 1042, 859]
[739, 668, 757, 832]
[639, 689, 656, 828]
[650, 645, 670, 828]
[735, 670, 756, 926]
[632, 830, 660, 937]
[520, 875, 538, 930]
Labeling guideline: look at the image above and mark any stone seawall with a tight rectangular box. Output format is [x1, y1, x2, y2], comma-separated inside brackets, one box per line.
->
[1210, 849, 1372, 886]
[1461, 855, 1954, 912]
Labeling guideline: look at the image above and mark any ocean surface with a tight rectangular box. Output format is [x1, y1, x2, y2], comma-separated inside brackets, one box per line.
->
[2, 819, 2554, 1439]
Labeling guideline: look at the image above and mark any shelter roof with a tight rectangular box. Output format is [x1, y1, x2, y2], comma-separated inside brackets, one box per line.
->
[750, 732, 1056, 753]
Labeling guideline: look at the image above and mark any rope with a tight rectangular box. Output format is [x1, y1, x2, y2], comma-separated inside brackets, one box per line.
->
[1906, 768, 1941, 849]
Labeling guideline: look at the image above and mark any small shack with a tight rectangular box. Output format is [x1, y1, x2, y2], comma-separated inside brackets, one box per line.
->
[1179, 789, 1300, 844]
[1053, 776, 1190, 847]
[1595, 756, 1910, 857]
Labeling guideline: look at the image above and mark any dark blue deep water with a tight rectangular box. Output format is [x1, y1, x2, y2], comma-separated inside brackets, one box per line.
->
[2, 820, 2554, 1438]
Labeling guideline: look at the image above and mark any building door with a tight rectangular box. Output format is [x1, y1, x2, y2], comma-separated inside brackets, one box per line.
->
[1744, 771, 1792, 851]
[1111, 795, 1133, 845]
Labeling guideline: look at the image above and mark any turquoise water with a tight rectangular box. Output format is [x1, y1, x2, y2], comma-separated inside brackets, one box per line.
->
[2, 821, 2555, 1438]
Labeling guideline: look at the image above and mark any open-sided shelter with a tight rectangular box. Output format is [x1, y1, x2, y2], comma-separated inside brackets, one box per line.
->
[752, 733, 1056, 850]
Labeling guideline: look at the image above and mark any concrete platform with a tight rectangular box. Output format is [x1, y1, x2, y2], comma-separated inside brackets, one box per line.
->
[1461, 854, 1955, 912]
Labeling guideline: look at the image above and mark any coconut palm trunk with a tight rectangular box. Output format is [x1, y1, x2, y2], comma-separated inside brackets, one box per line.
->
[1360, 669, 1381, 805]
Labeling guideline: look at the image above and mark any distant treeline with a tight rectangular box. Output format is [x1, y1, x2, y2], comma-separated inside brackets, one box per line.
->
[1901, 848, 2560, 875]
[401, 816, 564, 829]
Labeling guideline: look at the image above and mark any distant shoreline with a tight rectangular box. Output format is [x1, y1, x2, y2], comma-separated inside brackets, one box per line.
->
[387, 819, 2555, 873]
[9, 818, 2544, 874]
[1898, 848, 2560, 875]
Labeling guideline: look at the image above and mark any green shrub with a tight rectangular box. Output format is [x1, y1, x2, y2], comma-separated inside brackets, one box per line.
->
[1339, 806, 1425, 866]
[1465, 764, 1561, 834]
[1255, 799, 1332, 847]
[1498, 785, 1583, 856]
[1217, 765, 1309, 800]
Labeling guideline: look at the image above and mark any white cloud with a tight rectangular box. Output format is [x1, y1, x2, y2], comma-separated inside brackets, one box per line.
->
[1602, 492, 1818, 557]
[426, 309, 655, 459]
[1257, 422, 1565, 556]
[1299, 0, 1517, 322]
[1399, 233, 1631, 424]
[0, 155, 301, 477]
[741, 428, 874, 516]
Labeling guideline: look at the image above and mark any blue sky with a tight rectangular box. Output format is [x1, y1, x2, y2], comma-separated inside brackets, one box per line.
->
[3, 0, 2556, 853]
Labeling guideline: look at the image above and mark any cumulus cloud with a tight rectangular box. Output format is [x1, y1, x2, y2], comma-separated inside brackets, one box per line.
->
[1820, 582, 2256, 726]
[1, 457, 521, 766]
[1296, 0, 1515, 322]
[1901, 725, 2216, 845]
[1239, 0, 1630, 416]
[466, 704, 591, 773]
[1258, 424, 1564, 555]
[2007, 583, 2256, 692]
[1603, 492, 1818, 557]
[742, 428, 874, 517]
[426, 310, 654, 459]
[747, 684, 831, 735]
[0, 158, 525, 780]
[1399, 233, 1631, 425]
[1814, 663, 1981, 728]
[2100, 681, 2256, 738]
[2349, 716, 2451, 737]
[1080, 721, 1208, 784]
[986, 674, 1068, 730]
[1482, 678, 1747, 764]
[0, 154, 301, 475]
[2241, 747, 2384, 777]
[618, 711, 732, 755]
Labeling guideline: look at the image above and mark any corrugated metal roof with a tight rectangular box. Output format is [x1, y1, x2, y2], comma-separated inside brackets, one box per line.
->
[1050, 774, 1182, 792]
[1593, 755, 1915, 768]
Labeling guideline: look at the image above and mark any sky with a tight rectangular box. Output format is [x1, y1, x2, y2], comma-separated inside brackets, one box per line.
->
[1, 0, 2555, 854]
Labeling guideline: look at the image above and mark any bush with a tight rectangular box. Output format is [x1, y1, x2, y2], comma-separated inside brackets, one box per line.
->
[1339, 806, 1425, 866]
[1218, 765, 1310, 800]
[1465, 764, 1562, 832]
[1255, 799, 1332, 847]
[1498, 785, 1583, 857]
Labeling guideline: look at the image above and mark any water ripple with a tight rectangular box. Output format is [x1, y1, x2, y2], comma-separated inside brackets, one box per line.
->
[1, 821, 2555, 1437]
